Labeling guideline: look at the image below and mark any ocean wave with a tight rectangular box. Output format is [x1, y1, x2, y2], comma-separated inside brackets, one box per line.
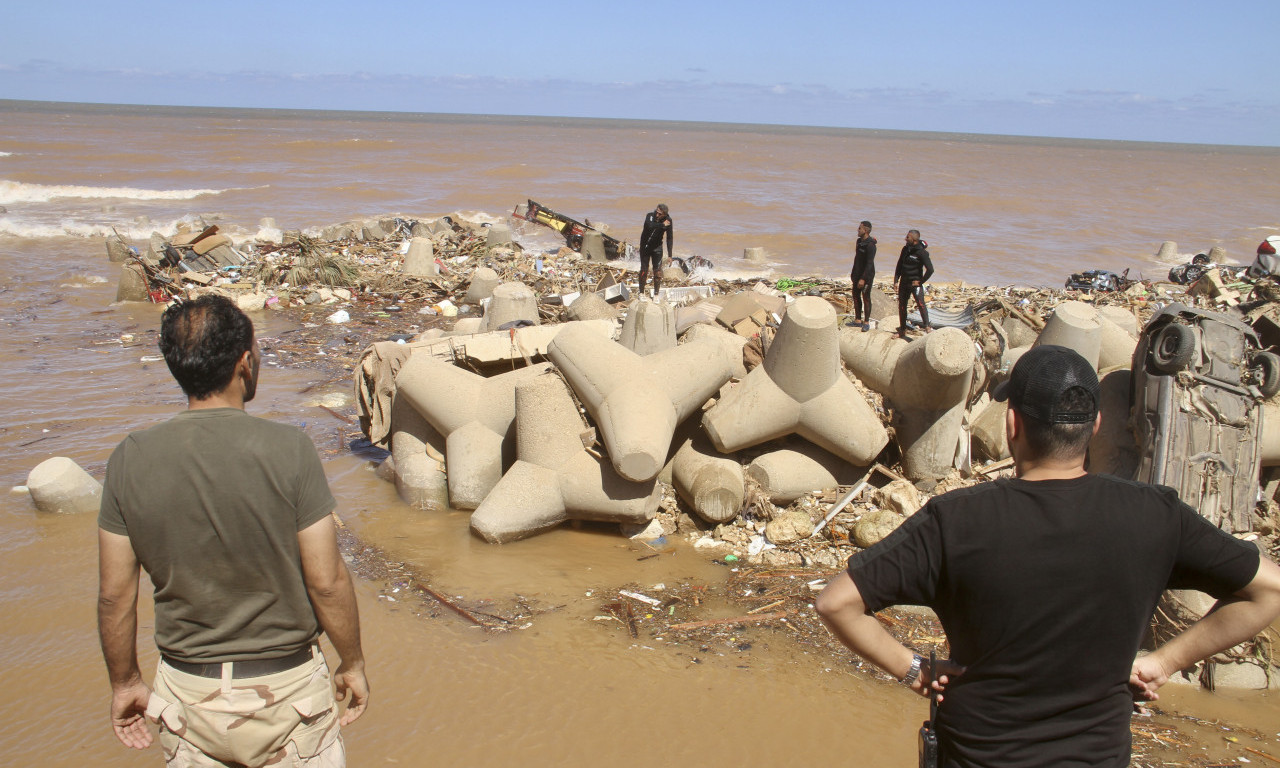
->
[0, 152, 12, 157]
[0, 179, 233, 205]
[0, 216, 186, 240]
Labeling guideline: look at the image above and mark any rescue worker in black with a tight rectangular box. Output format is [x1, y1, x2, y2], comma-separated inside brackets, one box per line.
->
[893, 229, 934, 339]
[638, 203, 673, 296]
[850, 220, 877, 331]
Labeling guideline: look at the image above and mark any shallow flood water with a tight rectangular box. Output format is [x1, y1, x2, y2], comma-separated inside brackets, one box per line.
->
[2, 104, 1279, 765]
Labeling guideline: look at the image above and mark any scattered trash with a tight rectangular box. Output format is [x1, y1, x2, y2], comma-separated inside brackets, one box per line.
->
[326, 309, 351, 324]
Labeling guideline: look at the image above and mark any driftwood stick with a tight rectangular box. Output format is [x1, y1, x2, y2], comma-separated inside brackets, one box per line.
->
[668, 611, 791, 631]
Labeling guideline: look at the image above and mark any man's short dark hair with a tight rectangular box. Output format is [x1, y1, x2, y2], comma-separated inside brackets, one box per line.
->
[159, 294, 254, 399]
[656, 203, 669, 215]
[908, 229, 921, 238]
[1018, 385, 1096, 460]
[861, 220, 872, 230]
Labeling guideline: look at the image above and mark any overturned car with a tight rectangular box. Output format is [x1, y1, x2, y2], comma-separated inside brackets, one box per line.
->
[1130, 303, 1280, 532]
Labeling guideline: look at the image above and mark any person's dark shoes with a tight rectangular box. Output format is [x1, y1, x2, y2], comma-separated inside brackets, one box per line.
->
[861, 322, 870, 332]
[897, 327, 909, 340]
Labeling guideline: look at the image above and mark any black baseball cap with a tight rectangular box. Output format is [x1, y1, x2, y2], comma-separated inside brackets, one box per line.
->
[993, 345, 1100, 424]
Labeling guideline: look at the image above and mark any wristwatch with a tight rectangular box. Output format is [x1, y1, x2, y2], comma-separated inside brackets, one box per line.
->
[901, 653, 925, 686]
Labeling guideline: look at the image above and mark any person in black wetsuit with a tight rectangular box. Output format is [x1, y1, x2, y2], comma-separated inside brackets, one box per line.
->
[850, 220, 877, 331]
[893, 229, 934, 339]
[638, 203, 673, 296]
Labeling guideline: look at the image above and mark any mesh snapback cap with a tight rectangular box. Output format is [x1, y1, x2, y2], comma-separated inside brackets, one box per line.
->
[993, 345, 1100, 424]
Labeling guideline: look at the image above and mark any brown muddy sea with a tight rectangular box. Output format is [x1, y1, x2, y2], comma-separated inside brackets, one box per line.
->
[1, 101, 1278, 766]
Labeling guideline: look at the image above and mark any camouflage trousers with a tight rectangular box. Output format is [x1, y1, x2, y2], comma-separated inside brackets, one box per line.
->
[146, 647, 344, 768]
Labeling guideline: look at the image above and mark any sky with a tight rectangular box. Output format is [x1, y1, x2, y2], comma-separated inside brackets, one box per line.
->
[2, 0, 1277, 146]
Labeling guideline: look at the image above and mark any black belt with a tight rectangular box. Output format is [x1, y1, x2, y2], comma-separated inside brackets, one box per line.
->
[162, 646, 314, 679]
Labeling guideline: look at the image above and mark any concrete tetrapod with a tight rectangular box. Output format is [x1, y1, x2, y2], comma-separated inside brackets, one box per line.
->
[618, 299, 676, 355]
[26, 457, 102, 514]
[463, 267, 501, 305]
[841, 327, 974, 481]
[389, 393, 448, 511]
[1036, 300, 1102, 370]
[395, 355, 553, 509]
[746, 442, 859, 505]
[470, 373, 660, 543]
[671, 435, 744, 524]
[681, 323, 748, 379]
[549, 322, 736, 482]
[402, 237, 437, 276]
[703, 296, 889, 466]
[482, 282, 540, 331]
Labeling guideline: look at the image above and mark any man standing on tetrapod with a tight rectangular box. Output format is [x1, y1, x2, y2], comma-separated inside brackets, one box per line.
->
[817, 344, 1280, 767]
[98, 294, 369, 767]
[638, 203, 673, 297]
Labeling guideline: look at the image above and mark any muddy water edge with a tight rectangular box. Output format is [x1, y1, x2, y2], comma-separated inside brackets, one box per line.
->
[2, 236, 1278, 767]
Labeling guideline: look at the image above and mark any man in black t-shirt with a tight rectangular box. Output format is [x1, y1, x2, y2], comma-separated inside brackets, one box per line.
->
[816, 345, 1280, 768]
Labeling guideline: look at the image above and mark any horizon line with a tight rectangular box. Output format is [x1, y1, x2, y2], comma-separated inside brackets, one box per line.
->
[3, 98, 1277, 154]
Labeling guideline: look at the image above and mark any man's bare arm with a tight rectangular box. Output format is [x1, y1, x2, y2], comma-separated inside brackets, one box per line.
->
[1132, 556, 1280, 700]
[98, 528, 153, 749]
[815, 572, 962, 698]
[298, 515, 369, 725]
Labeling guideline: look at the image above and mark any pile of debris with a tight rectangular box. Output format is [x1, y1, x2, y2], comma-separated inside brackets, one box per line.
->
[102, 206, 1280, 691]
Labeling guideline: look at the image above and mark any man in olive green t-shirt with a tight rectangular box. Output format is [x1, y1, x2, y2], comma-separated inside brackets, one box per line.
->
[98, 294, 369, 767]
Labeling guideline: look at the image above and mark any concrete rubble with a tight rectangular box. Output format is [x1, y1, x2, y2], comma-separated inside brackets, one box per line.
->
[96, 211, 1280, 690]
[25, 457, 103, 515]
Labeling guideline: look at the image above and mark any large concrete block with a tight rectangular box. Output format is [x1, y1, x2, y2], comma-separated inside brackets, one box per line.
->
[116, 263, 150, 303]
[1002, 316, 1040, 349]
[1036, 300, 1101, 370]
[842, 327, 975, 480]
[470, 374, 660, 543]
[482, 282, 540, 331]
[743, 247, 767, 264]
[395, 356, 552, 509]
[580, 230, 607, 262]
[682, 323, 748, 379]
[619, 300, 676, 355]
[390, 394, 448, 510]
[464, 268, 501, 305]
[1097, 306, 1139, 338]
[1096, 312, 1137, 372]
[970, 398, 1009, 461]
[746, 442, 857, 505]
[671, 435, 744, 524]
[549, 322, 736, 482]
[362, 220, 388, 240]
[702, 297, 889, 466]
[1156, 241, 1178, 261]
[486, 223, 513, 246]
[106, 238, 132, 263]
[402, 237, 438, 276]
[566, 292, 617, 322]
[1088, 369, 1139, 478]
[26, 457, 102, 514]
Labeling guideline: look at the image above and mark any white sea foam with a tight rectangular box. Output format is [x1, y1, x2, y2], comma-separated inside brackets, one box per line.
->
[0, 152, 12, 157]
[0, 216, 180, 240]
[0, 179, 231, 205]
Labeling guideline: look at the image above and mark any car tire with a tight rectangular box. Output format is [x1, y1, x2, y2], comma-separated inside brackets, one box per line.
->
[1251, 351, 1280, 397]
[1150, 323, 1196, 373]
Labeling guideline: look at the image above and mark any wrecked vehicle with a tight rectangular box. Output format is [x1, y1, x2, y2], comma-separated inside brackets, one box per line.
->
[1130, 302, 1280, 532]
[516, 199, 629, 260]
[1064, 269, 1130, 292]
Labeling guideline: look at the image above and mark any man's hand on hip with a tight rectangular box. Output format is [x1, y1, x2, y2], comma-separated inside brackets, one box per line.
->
[110, 679, 154, 749]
